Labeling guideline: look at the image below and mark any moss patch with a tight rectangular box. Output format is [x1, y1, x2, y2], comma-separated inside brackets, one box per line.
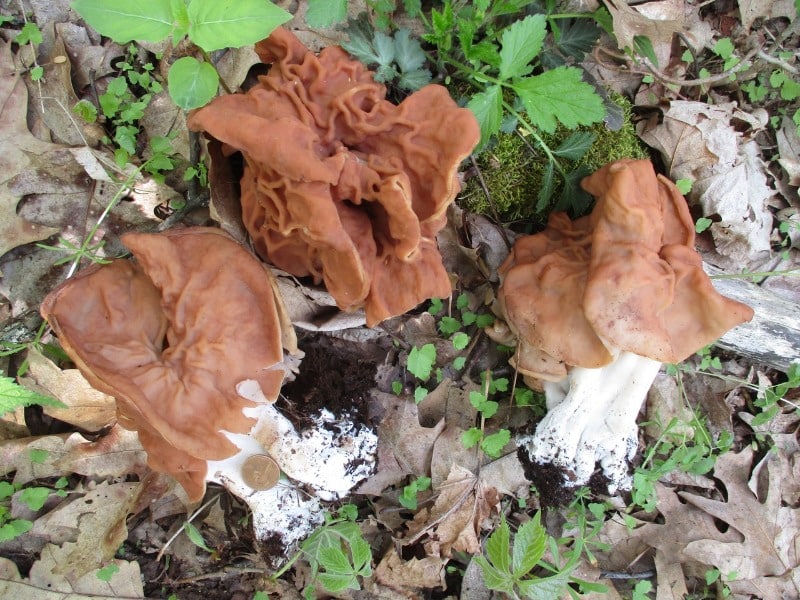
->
[459, 93, 648, 225]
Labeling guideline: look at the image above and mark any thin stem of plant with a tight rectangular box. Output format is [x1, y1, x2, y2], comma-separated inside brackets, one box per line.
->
[156, 493, 221, 561]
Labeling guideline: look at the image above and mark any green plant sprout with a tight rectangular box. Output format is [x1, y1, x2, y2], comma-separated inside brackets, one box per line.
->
[0, 477, 69, 543]
[474, 513, 605, 599]
[0, 372, 65, 414]
[306, 0, 422, 31]
[13, 17, 44, 81]
[406, 342, 437, 403]
[399, 475, 431, 510]
[273, 505, 372, 599]
[71, 0, 291, 110]
[462, 370, 512, 458]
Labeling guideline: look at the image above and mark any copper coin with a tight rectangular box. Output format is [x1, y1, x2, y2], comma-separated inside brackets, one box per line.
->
[241, 454, 280, 490]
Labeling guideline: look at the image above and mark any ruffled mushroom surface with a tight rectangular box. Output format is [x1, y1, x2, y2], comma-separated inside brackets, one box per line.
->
[40, 227, 296, 501]
[187, 27, 480, 326]
[496, 160, 754, 492]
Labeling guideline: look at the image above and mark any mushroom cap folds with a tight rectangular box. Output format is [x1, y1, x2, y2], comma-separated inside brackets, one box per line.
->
[40, 227, 295, 501]
[187, 27, 480, 326]
[499, 159, 754, 380]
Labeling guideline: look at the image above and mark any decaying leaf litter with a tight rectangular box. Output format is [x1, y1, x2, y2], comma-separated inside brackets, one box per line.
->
[0, 0, 798, 599]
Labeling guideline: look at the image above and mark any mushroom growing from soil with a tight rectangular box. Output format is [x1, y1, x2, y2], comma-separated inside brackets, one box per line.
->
[187, 27, 480, 326]
[495, 160, 754, 494]
[40, 227, 377, 545]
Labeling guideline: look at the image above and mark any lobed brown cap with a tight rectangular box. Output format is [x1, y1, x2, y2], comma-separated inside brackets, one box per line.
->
[498, 160, 754, 380]
[40, 227, 296, 501]
[187, 27, 480, 326]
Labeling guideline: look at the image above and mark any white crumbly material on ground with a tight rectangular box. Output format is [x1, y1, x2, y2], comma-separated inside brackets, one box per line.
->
[204, 379, 377, 545]
[521, 351, 662, 492]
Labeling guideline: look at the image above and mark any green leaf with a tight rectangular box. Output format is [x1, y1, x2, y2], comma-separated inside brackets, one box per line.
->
[553, 18, 600, 61]
[633, 35, 658, 66]
[498, 14, 546, 80]
[713, 37, 734, 60]
[187, 0, 291, 52]
[318, 545, 354, 575]
[413, 386, 428, 404]
[71, 0, 175, 43]
[305, 0, 347, 27]
[0, 519, 32, 542]
[553, 131, 596, 160]
[485, 516, 511, 573]
[514, 67, 605, 133]
[452, 332, 469, 350]
[391, 380, 403, 395]
[168, 56, 218, 110]
[453, 356, 466, 370]
[183, 521, 212, 552]
[481, 428, 510, 457]
[397, 68, 431, 91]
[516, 568, 574, 598]
[96, 563, 120, 582]
[468, 85, 503, 147]
[439, 316, 461, 335]
[0, 481, 14, 500]
[19, 487, 49, 511]
[536, 161, 554, 212]
[393, 28, 425, 73]
[407, 343, 436, 381]
[695, 217, 712, 233]
[511, 512, 546, 576]
[317, 570, 359, 594]
[349, 537, 372, 573]
[473, 555, 516, 594]
[0, 375, 65, 415]
[16, 22, 43, 45]
[462, 427, 483, 449]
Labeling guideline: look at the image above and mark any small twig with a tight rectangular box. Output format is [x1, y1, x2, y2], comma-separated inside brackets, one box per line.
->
[600, 569, 656, 580]
[641, 46, 760, 87]
[171, 566, 266, 584]
[756, 49, 799, 75]
[469, 155, 513, 250]
[156, 493, 221, 561]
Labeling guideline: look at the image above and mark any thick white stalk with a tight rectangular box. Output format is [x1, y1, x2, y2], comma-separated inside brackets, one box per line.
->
[522, 351, 662, 492]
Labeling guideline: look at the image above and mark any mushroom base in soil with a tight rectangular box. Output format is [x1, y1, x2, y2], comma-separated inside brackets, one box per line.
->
[495, 160, 755, 499]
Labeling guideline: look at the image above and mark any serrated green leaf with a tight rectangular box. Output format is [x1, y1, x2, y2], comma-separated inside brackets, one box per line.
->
[72, 0, 175, 43]
[183, 521, 212, 552]
[318, 546, 353, 575]
[19, 487, 49, 511]
[498, 14, 546, 80]
[452, 332, 469, 350]
[0, 519, 32, 542]
[187, 0, 291, 52]
[516, 568, 574, 598]
[485, 517, 511, 573]
[16, 22, 43, 45]
[413, 386, 428, 404]
[468, 85, 503, 147]
[536, 161, 554, 212]
[511, 512, 546, 577]
[373, 31, 396, 67]
[481, 428, 510, 457]
[553, 18, 600, 60]
[403, 0, 422, 16]
[553, 131, 596, 160]
[439, 316, 461, 335]
[397, 68, 431, 91]
[317, 570, 359, 593]
[393, 28, 425, 72]
[0, 481, 15, 500]
[473, 555, 516, 594]
[167, 56, 218, 110]
[462, 427, 483, 449]
[480, 400, 499, 419]
[514, 67, 605, 133]
[341, 31, 379, 65]
[349, 537, 372, 573]
[407, 343, 436, 381]
[305, 0, 347, 28]
[0, 375, 65, 415]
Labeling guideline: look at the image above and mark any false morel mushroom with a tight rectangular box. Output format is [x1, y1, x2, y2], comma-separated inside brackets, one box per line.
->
[495, 160, 754, 493]
[187, 27, 480, 326]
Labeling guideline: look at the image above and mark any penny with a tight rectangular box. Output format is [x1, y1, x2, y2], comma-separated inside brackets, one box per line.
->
[241, 454, 280, 490]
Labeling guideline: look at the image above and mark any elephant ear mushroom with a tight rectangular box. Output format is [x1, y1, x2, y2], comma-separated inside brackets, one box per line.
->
[40, 227, 296, 501]
[187, 27, 480, 326]
[496, 160, 754, 495]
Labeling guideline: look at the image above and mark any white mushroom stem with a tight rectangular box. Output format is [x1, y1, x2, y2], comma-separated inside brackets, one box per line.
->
[521, 350, 662, 492]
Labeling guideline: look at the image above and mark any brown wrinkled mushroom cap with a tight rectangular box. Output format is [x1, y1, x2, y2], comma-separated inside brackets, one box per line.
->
[499, 159, 754, 380]
[40, 227, 296, 501]
[187, 27, 480, 326]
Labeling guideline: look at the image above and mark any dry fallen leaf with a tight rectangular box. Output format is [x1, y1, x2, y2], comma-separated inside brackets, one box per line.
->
[404, 463, 499, 558]
[637, 101, 774, 263]
[737, 0, 796, 30]
[0, 41, 59, 264]
[20, 348, 116, 431]
[604, 0, 683, 64]
[374, 548, 447, 592]
[680, 448, 800, 598]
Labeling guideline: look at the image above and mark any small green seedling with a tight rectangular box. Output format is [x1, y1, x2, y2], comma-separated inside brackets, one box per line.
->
[399, 476, 431, 510]
[71, 0, 291, 109]
[0, 373, 65, 415]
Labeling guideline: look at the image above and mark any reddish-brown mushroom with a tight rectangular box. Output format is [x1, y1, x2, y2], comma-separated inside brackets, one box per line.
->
[40, 227, 296, 501]
[187, 27, 480, 326]
[495, 160, 754, 490]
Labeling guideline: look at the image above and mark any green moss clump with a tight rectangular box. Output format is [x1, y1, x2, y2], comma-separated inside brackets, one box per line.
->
[459, 93, 648, 225]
